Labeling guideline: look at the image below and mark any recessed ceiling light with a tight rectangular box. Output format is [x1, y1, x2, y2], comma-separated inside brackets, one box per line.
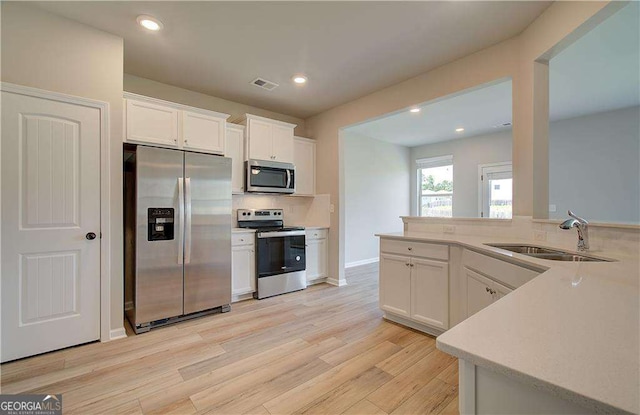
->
[137, 15, 163, 31]
[409, 108, 420, 113]
[455, 127, 465, 132]
[292, 75, 308, 85]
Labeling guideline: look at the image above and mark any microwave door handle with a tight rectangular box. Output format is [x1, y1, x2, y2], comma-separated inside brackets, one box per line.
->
[286, 169, 291, 189]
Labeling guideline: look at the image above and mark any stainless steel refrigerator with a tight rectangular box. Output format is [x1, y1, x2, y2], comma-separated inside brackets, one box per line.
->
[124, 145, 232, 333]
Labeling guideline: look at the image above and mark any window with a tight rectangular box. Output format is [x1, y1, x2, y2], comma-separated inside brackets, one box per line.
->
[479, 162, 512, 219]
[417, 155, 453, 217]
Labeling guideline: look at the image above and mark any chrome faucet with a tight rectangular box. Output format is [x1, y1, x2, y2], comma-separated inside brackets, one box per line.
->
[559, 210, 589, 251]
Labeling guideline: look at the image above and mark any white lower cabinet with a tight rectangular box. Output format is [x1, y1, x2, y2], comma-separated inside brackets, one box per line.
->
[465, 266, 512, 318]
[411, 258, 449, 330]
[379, 239, 450, 334]
[306, 229, 328, 283]
[379, 254, 412, 318]
[232, 233, 255, 301]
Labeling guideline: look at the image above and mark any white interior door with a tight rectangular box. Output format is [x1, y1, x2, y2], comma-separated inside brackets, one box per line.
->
[479, 162, 513, 219]
[1, 90, 101, 362]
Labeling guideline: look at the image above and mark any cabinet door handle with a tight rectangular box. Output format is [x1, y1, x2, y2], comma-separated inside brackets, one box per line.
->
[408, 247, 413, 251]
[485, 287, 496, 295]
[410, 263, 414, 267]
[405, 263, 410, 267]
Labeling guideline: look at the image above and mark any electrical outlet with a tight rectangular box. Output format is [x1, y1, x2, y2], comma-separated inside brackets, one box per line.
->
[443, 225, 455, 234]
[329, 204, 335, 213]
[534, 230, 547, 241]
[549, 204, 557, 213]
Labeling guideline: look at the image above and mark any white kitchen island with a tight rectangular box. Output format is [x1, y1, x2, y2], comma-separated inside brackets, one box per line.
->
[377, 232, 639, 415]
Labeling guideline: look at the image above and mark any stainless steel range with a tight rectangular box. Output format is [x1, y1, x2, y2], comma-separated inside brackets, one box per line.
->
[237, 209, 306, 299]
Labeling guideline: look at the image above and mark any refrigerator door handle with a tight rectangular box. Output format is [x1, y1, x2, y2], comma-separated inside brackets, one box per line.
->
[177, 178, 185, 265]
[185, 177, 192, 264]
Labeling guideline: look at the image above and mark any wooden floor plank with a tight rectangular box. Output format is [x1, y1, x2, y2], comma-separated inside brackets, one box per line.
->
[0, 264, 458, 415]
[190, 338, 344, 411]
[390, 378, 458, 415]
[342, 399, 388, 415]
[376, 337, 437, 376]
[262, 341, 401, 415]
[366, 349, 456, 414]
[296, 367, 393, 414]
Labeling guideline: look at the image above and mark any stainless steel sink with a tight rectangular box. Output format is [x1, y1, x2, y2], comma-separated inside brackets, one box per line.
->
[485, 244, 612, 262]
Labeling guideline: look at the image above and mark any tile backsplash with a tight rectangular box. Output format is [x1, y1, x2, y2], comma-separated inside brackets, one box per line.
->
[233, 194, 331, 228]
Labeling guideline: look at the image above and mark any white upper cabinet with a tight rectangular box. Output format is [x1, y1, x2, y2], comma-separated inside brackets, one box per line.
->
[126, 99, 179, 147]
[124, 93, 229, 155]
[271, 124, 294, 162]
[247, 118, 273, 161]
[244, 114, 296, 163]
[225, 124, 245, 194]
[183, 110, 226, 154]
[293, 137, 316, 196]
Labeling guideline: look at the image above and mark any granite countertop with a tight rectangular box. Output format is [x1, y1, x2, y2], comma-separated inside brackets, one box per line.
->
[376, 232, 639, 414]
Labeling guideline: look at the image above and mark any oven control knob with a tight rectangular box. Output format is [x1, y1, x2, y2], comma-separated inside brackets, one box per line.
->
[296, 256, 301, 261]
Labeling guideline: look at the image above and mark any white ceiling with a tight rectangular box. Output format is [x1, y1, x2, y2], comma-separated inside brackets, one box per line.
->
[346, 80, 512, 147]
[347, 2, 639, 148]
[32, 1, 551, 119]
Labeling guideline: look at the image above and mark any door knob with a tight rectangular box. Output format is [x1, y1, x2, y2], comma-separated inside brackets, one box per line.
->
[86, 232, 97, 240]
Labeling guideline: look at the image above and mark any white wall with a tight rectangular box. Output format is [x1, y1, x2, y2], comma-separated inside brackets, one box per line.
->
[410, 130, 513, 217]
[304, 2, 614, 284]
[549, 106, 640, 224]
[1, 2, 125, 336]
[343, 131, 411, 266]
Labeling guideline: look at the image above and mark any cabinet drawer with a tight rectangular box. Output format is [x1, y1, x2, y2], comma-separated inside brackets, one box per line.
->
[306, 229, 327, 240]
[380, 239, 448, 261]
[462, 249, 540, 289]
[232, 233, 254, 246]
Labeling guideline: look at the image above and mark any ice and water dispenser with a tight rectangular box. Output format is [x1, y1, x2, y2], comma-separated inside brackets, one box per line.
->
[147, 208, 175, 241]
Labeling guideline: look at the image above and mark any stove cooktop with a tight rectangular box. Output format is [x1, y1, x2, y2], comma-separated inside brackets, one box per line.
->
[254, 226, 305, 233]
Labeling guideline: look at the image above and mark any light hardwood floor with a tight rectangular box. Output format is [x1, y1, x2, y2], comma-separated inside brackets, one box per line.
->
[0, 263, 459, 414]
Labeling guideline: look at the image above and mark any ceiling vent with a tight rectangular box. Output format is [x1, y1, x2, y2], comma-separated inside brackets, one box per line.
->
[251, 78, 279, 91]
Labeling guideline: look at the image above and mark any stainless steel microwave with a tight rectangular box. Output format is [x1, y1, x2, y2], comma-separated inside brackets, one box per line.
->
[245, 159, 295, 194]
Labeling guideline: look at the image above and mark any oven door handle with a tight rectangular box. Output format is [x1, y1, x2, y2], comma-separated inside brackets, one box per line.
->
[257, 230, 306, 238]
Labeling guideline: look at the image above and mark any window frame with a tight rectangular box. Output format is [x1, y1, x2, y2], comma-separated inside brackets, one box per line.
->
[416, 155, 454, 218]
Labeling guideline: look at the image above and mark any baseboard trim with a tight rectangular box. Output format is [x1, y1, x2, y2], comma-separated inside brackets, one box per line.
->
[383, 313, 444, 337]
[108, 327, 127, 341]
[232, 292, 255, 303]
[345, 258, 379, 268]
[326, 277, 348, 287]
[307, 277, 328, 286]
